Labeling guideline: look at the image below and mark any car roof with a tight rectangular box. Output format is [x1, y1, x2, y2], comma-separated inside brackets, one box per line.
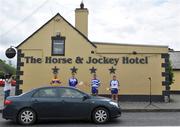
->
[35, 86, 80, 91]
[37, 86, 73, 89]
[31, 86, 88, 95]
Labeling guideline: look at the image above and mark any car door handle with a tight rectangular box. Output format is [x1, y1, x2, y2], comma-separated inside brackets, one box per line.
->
[33, 99, 39, 103]
[61, 100, 65, 103]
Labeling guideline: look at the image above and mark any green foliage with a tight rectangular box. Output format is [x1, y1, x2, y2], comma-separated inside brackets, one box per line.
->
[0, 59, 16, 78]
[0, 71, 4, 79]
[168, 60, 174, 85]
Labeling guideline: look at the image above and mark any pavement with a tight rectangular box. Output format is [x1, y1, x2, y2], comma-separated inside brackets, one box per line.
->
[120, 94, 180, 112]
[0, 87, 180, 112]
[1, 112, 180, 126]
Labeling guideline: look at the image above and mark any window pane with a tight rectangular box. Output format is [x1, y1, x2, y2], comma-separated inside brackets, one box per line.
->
[34, 88, 58, 98]
[58, 88, 84, 98]
[53, 39, 64, 55]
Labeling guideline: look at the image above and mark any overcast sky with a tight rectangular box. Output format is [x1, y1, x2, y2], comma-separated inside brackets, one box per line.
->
[0, 0, 180, 65]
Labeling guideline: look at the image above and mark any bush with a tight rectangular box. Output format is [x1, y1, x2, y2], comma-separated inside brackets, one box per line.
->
[168, 61, 174, 85]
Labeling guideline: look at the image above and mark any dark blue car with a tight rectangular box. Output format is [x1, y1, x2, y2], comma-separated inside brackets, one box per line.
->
[2, 86, 121, 125]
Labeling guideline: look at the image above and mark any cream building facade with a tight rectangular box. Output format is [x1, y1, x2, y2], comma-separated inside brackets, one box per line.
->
[15, 3, 170, 101]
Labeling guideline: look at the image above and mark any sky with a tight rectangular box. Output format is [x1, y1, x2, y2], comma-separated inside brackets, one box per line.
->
[0, 0, 180, 65]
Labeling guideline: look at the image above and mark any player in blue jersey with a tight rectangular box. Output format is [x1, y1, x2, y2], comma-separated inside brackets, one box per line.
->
[110, 75, 120, 101]
[91, 74, 101, 96]
[69, 73, 78, 88]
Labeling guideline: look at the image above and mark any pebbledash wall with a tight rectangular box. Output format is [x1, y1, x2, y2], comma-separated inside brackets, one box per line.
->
[15, 4, 170, 102]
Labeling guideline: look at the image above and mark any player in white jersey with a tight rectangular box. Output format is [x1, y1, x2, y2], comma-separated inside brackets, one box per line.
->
[110, 75, 119, 101]
[91, 74, 100, 96]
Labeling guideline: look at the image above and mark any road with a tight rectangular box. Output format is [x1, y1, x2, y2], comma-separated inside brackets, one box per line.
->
[1, 112, 180, 126]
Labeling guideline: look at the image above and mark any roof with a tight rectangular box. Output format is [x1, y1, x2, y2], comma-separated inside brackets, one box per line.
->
[94, 42, 168, 48]
[169, 51, 180, 70]
[16, 13, 96, 48]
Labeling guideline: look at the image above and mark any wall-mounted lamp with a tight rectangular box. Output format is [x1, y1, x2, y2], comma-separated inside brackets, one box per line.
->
[132, 51, 137, 55]
[91, 50, 95, 54]
[5, 46, 17, 59]
[56, 32, 61, 37]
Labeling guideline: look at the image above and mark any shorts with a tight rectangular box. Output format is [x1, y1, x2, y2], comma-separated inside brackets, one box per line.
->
[92, 87, 98, 94]
[111, 88, 118, 94]
[69, 84, 76, 87]
[4, 90, 10, 100]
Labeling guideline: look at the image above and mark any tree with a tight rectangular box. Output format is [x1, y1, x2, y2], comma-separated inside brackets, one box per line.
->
[0, 59, 16, 78]
[168, 60, 174, 85]
[0, 71, 4, 79]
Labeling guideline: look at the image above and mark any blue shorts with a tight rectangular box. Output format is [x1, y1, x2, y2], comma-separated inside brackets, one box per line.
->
[69, 84, 77, 87]
[111, 88, 118, 94]
[92, 87, 98, 94]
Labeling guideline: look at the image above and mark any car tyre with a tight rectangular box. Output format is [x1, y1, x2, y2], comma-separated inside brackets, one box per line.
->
[92, 107, 109, 124]
[17, 108, 36, 125]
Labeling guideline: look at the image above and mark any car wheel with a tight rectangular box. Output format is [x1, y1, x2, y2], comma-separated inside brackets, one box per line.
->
[17, 108, 36, 125]
[92, 107, 109, 124]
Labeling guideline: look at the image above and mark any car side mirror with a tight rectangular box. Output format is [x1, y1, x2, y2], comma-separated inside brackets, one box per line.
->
[83, 95, 89, 101]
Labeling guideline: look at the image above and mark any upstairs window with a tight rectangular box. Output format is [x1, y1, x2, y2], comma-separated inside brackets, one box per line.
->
[51, 35, 65, 56]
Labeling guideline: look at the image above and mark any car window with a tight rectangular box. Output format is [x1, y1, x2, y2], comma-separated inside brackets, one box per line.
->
[33, 88, 58, 98]
[59, 88, 84, 98]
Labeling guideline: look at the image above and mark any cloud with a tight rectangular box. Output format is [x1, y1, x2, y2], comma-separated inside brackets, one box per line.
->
[88, 0, 180, 46]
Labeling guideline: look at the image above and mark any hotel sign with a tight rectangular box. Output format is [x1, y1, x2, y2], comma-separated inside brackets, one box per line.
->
[24, 56, 148, 65]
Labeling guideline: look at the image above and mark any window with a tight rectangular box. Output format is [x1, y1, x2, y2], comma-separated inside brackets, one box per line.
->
[52, 36, 65, 55]
[33, 88, 58, 98]
[58, 88, 84, 98]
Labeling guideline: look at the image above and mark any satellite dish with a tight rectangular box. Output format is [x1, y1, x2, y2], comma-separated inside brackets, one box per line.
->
[5, 47, 16, 59]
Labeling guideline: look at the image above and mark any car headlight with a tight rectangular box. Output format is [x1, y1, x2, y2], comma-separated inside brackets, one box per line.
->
[109, 101, 119, 107]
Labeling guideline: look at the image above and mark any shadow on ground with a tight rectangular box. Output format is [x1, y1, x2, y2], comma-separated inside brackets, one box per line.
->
[2, 118, 121, 126]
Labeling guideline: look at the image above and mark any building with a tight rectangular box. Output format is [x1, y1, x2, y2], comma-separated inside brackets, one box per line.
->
[169, 51, 180, 93]
[15, 3, 170, 101]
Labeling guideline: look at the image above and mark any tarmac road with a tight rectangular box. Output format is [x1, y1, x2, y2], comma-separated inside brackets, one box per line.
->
[1, 112, 180, 126]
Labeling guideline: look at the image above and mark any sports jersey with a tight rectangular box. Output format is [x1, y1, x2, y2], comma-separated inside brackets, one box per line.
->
[69, 78, 78, 87]
[51, 79, 61, 86]
[4, 79, 12, 92]
[91, 78, 100, 88]
[110, 80, 119, 89]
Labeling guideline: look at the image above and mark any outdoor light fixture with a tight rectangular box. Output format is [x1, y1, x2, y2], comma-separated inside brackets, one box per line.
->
[91, 50, 95, 54]
[5, 46, 17, 59]
[132, 51, 137, 55]
[56, 32, 61, 37]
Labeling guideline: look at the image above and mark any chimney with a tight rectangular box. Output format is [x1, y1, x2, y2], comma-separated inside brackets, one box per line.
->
[75, 2, 88, 37]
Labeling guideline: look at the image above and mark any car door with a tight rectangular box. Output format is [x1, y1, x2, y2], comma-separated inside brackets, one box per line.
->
[31, 87, 60, 119]
[57, 88, 91, 118]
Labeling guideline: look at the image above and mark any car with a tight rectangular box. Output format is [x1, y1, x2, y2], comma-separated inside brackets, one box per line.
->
[2, 86, 121, 125]
[0, 79, 16, 87]
[11, 80, 16, 86]
[0, 80, 4, 86]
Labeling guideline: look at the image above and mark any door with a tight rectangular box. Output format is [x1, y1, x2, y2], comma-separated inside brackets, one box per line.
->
[31, 87, 60, 119]
[57, 88, 91, 118]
